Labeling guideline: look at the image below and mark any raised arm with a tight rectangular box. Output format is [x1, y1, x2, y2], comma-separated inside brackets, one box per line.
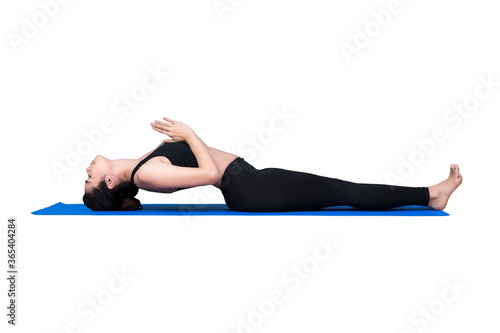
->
[137, 117, 220, 191]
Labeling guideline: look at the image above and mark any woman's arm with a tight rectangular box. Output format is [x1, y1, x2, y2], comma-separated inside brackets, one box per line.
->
[139, 117, 220, 189]
[185, 131, 220, 178]
[135, 163, 219, 190]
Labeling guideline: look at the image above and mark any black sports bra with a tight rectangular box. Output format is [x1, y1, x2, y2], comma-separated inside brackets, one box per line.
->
[130, 142, 199, 188]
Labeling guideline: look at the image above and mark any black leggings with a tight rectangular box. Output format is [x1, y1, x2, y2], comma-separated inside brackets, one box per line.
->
[220, 157, 430, 212]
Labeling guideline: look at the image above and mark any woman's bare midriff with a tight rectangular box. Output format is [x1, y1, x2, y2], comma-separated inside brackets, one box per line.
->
[206, 147, 239, 188]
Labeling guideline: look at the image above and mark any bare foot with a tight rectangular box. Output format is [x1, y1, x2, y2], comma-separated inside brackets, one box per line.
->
[428, 164, 463, 210]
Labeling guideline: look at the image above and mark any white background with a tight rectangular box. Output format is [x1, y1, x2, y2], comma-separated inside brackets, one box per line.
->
[1, 0, 499, 332]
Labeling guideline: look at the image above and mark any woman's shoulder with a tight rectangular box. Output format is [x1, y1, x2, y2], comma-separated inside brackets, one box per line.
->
[138, 142, 164, 160]
[133, 159, 180, 193]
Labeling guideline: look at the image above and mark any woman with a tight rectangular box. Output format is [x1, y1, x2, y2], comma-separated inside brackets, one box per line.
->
[83, 117, 462, 212]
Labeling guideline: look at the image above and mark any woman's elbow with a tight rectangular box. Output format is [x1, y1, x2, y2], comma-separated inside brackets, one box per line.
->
[206, 169, 220, 185]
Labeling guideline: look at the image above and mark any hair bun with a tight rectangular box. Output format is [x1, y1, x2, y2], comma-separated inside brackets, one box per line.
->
[120, 197, 143, 211]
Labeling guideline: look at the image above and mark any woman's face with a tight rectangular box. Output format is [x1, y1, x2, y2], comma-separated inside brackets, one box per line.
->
[84, 155, 110, 192]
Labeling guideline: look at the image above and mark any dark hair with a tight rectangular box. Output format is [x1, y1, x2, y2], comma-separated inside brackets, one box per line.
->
[83, 180, 142, 211]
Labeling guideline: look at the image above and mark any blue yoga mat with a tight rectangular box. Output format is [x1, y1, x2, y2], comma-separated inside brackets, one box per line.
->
[31, 202, 449, 216]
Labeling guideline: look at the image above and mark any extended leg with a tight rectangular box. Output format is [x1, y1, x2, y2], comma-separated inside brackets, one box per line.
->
[221, 158, 461, 212]
[233, 167, 429, 212]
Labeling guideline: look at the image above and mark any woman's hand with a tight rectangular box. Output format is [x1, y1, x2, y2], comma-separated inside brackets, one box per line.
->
[150, 117, 194, 143]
